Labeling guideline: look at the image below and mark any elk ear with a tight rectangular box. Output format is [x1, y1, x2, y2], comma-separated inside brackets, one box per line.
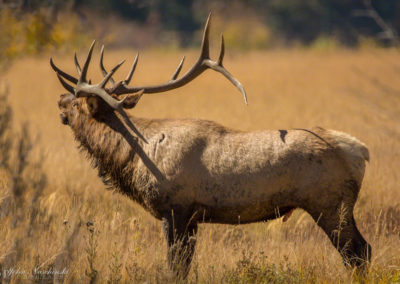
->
[87, 96, 100, 115]
[122, 90, 144, 109]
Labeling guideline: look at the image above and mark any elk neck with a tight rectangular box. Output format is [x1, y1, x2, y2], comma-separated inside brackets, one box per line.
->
[70, 109, 148, 201]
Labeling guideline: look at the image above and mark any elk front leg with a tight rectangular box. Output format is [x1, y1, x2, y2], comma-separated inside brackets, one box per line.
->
[162, 213, 198, 279]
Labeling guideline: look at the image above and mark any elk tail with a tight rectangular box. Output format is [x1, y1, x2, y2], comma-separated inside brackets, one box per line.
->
[329, 130, 369, 162]
[327, 129, 370, 191]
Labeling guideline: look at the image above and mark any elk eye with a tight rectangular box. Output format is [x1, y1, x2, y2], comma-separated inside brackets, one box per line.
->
[72, 101, 78, 108]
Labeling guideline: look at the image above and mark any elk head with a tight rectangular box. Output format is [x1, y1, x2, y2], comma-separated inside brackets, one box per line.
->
[51, 14, 247, 131]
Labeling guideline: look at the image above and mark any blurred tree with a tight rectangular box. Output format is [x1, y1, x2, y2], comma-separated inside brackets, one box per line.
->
[72, 0, 200, 46]
[252, 0, 399, 46]
[0, 0, 399, 47]
[73, 0, 148, 22]
[152, 0, 199, 46]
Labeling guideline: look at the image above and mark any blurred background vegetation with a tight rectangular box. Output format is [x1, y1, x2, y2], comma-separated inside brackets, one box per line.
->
[1, 1, 400, 282]
[0, 0, 399, 63]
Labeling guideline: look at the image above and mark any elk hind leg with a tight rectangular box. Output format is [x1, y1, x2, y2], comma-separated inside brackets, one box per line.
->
[308, 203, 371, 270]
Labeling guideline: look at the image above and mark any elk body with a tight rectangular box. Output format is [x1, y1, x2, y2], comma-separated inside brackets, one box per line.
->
[51, 15, 371, 278]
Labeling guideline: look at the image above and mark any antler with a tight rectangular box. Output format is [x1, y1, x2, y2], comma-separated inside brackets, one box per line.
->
[100, 45, 139, 88]
[51, 41, 130, 112]
[50, 12, 248, 110]
[110, 13, 247, 104]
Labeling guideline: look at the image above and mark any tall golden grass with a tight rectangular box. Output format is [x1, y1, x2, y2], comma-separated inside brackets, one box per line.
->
[1, 47, 400, 282]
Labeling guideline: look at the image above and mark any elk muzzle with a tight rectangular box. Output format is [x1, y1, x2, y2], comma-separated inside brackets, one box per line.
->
[58, 93, 75, 125]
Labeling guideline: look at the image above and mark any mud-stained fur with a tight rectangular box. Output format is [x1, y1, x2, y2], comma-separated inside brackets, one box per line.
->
[57, 94, 371, 277]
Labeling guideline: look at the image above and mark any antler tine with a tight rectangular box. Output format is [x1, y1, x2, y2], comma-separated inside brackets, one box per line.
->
[50, 58, 78, 84]
[100, 45, 115, 85]
[56, 73, 75, 94]
[170, 56, 185, 81]
[217, 34, 225, 66]
[124, 53, 139, 84]
[99, 60, 125, 88]
[202, 57, 248, 104]
[74, 52, 82, 75]
[199, 12, 211, 59]
[79, 40, 96, 84]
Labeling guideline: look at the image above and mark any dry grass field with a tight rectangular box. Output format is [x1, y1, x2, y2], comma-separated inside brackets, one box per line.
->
[1, 47, 400, 282]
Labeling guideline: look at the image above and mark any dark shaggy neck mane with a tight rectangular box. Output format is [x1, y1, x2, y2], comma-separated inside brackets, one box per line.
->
[71, 113, 142, 201]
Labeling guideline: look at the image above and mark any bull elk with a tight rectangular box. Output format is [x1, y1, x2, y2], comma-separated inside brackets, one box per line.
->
[51, 14, 370, 278]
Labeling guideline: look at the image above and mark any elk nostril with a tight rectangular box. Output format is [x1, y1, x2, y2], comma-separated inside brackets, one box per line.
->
[60, 113, 69, 125]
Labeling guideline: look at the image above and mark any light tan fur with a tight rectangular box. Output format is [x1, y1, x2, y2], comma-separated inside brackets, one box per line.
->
[57, 94, 371, 277]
